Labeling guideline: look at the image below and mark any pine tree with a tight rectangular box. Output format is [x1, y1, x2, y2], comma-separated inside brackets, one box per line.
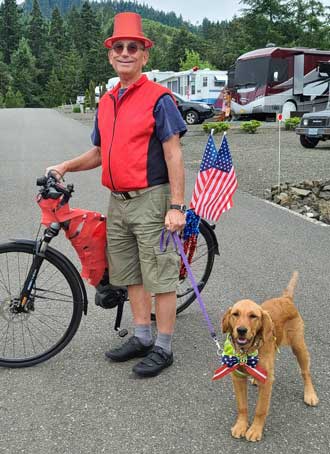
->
[11, 38, 40, 107]
[89, 80, 96, 110]
[44, 68, 65, 107]
[49, 7, 66, 56]
[0, 52, 12, 97]
[27, 0, 46, 60]
[0, 0, 22, 64]
[61, 48, 84, 104]
[5, 86, 25, 108]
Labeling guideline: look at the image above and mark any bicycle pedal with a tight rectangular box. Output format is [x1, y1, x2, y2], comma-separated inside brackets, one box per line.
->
[118, 329, 128, 338]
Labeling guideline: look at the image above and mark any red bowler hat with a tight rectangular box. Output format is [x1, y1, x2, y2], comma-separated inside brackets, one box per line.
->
[104, 12, 153, 49]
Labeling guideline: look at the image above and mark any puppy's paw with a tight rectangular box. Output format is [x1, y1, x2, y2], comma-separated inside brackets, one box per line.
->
[231, 421, 248, 438]
[304, 390, 319, 406]
[245, 424, 263, 442]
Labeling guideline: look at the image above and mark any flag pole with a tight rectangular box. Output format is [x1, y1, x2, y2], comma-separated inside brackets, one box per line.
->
[277, 114, 282, 192]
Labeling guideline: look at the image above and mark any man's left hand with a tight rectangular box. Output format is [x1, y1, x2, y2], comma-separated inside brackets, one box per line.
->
[165, 209, 186, 232]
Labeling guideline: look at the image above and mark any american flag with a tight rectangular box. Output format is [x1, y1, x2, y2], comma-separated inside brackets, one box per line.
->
[190, 133, 238, 222]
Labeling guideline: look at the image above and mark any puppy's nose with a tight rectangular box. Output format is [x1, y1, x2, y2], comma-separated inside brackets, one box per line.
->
[237, 326, 248, 337]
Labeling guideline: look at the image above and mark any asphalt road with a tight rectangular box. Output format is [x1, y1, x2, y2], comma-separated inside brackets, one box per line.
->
[0, 109, 329, 454]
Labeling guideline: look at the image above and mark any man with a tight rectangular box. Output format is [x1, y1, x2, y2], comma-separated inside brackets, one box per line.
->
[47, 12, 187, 377]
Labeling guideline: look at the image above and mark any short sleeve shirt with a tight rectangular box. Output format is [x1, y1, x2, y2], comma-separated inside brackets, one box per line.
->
[91, 93, 187, 146]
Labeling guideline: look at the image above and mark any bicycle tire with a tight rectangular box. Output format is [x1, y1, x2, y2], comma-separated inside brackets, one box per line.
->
[151, 221, 216, 319]
[0, 242, 84, 368]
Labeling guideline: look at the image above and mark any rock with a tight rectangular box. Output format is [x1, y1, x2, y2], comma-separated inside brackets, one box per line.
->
[264, 188, 272, 200]
[267, 179, 330, 224]
[319, 191, 330, 201]
[274, 192, 290, 205]
[291, 187, 311, 197]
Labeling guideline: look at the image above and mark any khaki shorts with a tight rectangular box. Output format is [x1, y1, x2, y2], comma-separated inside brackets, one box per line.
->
[107, 184, 180, 293]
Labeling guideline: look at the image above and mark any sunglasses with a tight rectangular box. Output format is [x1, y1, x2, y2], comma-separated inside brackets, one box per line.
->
[111, 42, 145, 55]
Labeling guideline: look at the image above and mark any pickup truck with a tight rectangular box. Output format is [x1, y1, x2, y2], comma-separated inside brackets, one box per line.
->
[296, 109, 330, 148]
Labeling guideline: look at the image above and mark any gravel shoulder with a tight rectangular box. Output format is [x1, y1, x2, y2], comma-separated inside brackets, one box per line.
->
[59, 109, 330, 199]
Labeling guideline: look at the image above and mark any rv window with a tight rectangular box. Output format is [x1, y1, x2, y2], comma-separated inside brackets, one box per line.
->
[269, 58, 289, 84]
[235, 57, 270, 87]
[203, 77, 208, 87]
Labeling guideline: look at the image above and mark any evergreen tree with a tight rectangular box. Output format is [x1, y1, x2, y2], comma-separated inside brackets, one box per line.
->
[61, 48, 84, 103]
[0, 93, 4, 107]
[166, 27, 197, 71]
[0, 0, 22, 64]
[49, 7, 66, 56]
[5, 86, 25, 108]
[44, 68, 65, 107]
[11, 38, 40, 107]
[89, 80, 96, 110]
[66, 6, 82, 50]
[27, 0, 47, 60]
[0, 52, 12, 97]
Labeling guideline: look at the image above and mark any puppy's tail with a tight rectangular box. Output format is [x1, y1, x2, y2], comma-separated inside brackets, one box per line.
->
[282, 271, 299, 299]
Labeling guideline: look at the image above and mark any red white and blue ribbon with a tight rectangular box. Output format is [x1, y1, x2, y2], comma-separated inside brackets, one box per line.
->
[212, 354, 267, 384]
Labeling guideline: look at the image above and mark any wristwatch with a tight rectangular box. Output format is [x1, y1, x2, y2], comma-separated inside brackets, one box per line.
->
[170, 204, 186, 214]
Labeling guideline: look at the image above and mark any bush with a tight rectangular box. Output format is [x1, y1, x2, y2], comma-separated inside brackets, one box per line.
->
[202, 122, 231, 134]
[241, 120, 261, 134]
[284, 117, 301, 130]
[72, 105, 81, 113]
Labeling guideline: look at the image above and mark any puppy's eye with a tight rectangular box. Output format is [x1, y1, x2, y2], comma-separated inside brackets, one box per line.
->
[232, 312, 239, 317]
[249, 314, 258, 319]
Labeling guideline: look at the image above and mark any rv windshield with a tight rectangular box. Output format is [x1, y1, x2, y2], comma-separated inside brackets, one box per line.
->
[235, 57, 271, 87]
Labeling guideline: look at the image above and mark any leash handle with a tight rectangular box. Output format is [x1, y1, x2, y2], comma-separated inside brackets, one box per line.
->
[161, 229, 220, 350]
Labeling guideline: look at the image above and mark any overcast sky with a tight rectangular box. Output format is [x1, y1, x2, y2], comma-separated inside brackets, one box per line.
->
[141, 0, 330, 24]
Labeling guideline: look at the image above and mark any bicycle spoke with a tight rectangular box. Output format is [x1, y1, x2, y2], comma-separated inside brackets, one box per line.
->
[0, 244, 82, 364]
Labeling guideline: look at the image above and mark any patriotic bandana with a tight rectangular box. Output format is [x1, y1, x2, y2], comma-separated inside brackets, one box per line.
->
[212, 335, 267, 384]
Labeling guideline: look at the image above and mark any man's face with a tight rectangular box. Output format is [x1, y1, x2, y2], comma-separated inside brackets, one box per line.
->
[108, 40, 149, 80]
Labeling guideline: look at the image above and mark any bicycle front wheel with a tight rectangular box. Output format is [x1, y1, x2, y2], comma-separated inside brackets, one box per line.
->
[0, 242, 84, 368]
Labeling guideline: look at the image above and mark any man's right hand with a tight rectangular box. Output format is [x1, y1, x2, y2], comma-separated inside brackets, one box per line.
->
[45, 162, 68, 180]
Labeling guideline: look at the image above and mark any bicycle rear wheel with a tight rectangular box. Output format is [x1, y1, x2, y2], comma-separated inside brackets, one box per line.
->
[151, 221, 216, 319]
[0, 242, 84, 368]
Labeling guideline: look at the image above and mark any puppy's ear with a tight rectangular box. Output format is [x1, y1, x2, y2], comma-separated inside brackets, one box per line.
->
[221, 307, 232, 333]
[260, 310, 274, 344]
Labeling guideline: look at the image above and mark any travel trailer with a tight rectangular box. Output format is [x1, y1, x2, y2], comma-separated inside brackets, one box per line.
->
[107, 69, 228, 105]
[229, 46, 330, 120]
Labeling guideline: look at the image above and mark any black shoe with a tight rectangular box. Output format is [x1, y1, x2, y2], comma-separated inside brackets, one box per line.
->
[105, 336, 153, 362]
[132, 346, 174, 377]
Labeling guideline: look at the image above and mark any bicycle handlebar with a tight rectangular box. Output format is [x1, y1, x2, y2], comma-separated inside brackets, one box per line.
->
[36, 174, 74, 201]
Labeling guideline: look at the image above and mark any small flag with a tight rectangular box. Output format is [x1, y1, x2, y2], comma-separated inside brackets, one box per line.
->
[190, 134, 238, 222]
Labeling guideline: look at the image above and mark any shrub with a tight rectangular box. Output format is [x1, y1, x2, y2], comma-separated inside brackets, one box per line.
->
[284, 117, 301, 130]
[72, 105, 81, 113]
[202, 122, 231, 134]
[241, 120, 261, 134]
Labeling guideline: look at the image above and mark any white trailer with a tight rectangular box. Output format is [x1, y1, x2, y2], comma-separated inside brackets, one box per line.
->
[107, 69, 227, 105]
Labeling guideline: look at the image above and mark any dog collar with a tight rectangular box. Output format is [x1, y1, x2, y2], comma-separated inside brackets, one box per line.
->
[212, 335, 267, 383]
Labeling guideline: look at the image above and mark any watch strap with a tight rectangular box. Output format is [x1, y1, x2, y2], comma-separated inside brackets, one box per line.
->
[170, 204, 186, 213]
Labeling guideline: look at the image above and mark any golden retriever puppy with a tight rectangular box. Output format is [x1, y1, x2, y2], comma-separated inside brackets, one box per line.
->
[221, 272, 319, 442]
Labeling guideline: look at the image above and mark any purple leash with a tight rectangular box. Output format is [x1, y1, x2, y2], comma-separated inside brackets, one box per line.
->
[160, 228, 221, 353]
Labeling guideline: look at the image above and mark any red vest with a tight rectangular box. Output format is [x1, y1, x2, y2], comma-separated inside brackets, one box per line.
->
[98, 75, 172, 191]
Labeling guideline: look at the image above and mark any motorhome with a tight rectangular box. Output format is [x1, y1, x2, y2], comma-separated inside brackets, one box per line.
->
[107, 69, 227, 105]
[229, 46, 330, 120]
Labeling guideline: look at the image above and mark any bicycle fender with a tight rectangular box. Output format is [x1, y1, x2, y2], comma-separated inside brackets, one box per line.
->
[9, 239, 89, 315]
[200, 220, 220, 255]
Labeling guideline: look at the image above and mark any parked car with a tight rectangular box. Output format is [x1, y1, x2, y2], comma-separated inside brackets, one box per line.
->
[296, 109, 330, 148]
[172, 93, 214, 125]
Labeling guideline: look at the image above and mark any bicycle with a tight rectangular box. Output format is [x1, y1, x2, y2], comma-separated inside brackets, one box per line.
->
[0, 175, 219, 368]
